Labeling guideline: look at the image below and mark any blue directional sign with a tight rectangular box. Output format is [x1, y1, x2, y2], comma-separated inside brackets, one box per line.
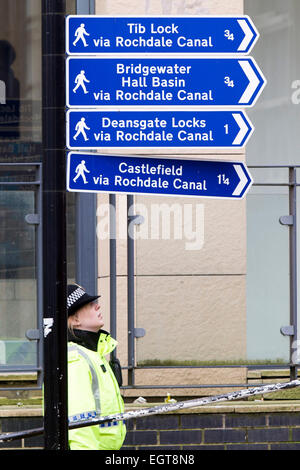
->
[66, 110, 253, 149]
[66, 15, 259, 55]
[67, 152, 253, 199]
[66, 56, 266, 108]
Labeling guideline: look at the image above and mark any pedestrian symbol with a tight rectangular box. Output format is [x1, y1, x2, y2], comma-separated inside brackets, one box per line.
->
[73, 23, 90, 47]
[73, 70, 90, 94]
[73, 117, 90, 141]
[73, 159, 90, 184]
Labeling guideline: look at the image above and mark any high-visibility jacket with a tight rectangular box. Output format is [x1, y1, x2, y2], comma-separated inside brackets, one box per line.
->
[67, 332, 126, 450]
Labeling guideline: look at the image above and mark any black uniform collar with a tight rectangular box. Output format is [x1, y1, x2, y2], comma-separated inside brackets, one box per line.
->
[68, 328, 109, 352]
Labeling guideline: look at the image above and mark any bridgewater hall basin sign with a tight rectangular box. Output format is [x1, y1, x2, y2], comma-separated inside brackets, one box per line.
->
[66, 56, 265, 108]
[65, 15, 266, 198]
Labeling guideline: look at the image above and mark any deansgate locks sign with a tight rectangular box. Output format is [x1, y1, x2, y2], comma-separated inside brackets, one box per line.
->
[66, 110, 253, 149]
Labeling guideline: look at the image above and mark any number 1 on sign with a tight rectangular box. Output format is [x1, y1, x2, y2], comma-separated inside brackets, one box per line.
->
[217, 174, 230, 185]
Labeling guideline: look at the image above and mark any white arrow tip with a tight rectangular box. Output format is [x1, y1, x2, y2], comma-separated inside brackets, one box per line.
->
[232, 164, 251, 197]
[238, 60, 261, 105]
[237, 19, 254, 52]
[232, 113, 249, 145]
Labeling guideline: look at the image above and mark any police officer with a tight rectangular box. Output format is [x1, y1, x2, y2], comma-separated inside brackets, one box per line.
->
[67, 284, 126, 450]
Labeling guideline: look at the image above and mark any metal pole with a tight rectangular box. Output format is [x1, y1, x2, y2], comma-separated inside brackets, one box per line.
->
[75, 0, 97, 297]
[36, 164, 44, 388]
[42, 0, 68, 450]
[127, 195, 135, 385]
[75, 193, 98, 294]
[110, 194, 117, 359]
[289, 167, 298, 380]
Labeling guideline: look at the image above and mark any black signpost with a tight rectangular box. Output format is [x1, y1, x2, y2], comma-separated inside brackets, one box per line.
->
[42, 0, 68, 450]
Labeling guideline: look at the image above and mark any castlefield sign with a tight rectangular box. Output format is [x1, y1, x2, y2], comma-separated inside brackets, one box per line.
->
[67, 152, 253, 199]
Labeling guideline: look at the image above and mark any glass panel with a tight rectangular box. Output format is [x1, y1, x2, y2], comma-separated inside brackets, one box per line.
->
[0, 0, 42, 163]
[297, 183, 300, 354]
[0, 1, 77, 372]
[245, 0, 300, 166]
[134, 194, 247, 365]
[244, 1, 296, 363]
[246, 184, 290, 362]
[0, 187, 37, 367]
[0, 0, 42, 369]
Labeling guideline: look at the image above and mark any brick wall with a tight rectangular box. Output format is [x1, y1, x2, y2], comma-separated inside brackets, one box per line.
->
[122, 411, 300, 450]
[2, 409, 300, 450]
[0, 416, 43, 450]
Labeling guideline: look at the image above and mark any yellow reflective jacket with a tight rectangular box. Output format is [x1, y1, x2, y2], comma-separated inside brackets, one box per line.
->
[67, 332, 126, 450]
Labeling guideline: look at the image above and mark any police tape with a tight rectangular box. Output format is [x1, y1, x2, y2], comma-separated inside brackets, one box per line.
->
[1, 379, 300, 443]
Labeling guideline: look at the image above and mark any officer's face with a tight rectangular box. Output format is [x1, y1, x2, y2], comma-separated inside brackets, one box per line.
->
[75, 300, 104, 332]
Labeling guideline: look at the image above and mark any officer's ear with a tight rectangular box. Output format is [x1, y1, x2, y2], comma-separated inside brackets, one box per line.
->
[69, 312, 81, 328]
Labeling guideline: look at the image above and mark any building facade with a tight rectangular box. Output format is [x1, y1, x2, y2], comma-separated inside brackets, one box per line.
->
[0, 0, 298, 395]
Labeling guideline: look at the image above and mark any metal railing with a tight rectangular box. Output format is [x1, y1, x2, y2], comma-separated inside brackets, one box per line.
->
[0, 164, 298, 393]
[115, 165, 299, 390]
